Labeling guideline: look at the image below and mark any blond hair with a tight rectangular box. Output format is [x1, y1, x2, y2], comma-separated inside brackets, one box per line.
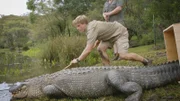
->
[72, 15, 89, 26]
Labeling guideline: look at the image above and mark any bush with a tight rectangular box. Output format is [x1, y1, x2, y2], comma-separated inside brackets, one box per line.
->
[41, 36, 104, 68]
[139, 33, 154, 45]
[22, 46, 29, 51]
[41, 36, 88, 67]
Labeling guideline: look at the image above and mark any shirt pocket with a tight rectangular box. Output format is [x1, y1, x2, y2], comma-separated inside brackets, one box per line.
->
[104, 3, 109, 12]
[110, 2, 117, 10]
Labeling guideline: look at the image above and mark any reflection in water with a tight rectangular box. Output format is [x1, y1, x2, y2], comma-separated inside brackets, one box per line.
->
[0, 51, 57, 101]
[0, 82, 13, 101]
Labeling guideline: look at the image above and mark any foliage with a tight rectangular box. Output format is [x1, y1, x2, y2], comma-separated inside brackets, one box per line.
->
[41, 36, 86, 66]
[22, 46, 42, 58]
[86, 0, 105, 21]
[124, 0, 180, 45]
[28, 13, 67, 43]
[0, 15, 30, 50]
[26, 0, 101, 37]
[1, 0, 180, 49]
[25, 0, 180, 47]
[40, 36, 102, 68]
[29, 12, 37, 23]
[139, 32, 154, 46]
[149, 0, 180, 28]
[55, 0, 95, 18]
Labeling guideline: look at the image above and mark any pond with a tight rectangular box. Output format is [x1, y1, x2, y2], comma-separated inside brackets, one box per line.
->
[0, 51, 56, 101]
[0, 82, 13, 101]
[0, 52, 33, 82]
[0, 52, 30, 101]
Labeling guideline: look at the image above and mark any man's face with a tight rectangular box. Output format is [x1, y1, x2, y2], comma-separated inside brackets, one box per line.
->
[75, 23, 86, 33]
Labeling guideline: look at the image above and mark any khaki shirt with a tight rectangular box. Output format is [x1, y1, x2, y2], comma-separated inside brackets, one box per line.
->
[86, 20, 128, 44]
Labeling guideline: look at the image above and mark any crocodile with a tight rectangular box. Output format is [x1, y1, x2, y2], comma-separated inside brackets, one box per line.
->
[9, 60, 180, 101]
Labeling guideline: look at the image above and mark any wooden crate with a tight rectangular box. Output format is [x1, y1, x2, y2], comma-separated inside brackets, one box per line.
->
[163, 23, 180, 62]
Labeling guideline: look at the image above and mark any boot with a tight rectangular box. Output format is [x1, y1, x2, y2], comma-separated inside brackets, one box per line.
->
[142, 59, 152, 66]
[112, 53, 119, 61]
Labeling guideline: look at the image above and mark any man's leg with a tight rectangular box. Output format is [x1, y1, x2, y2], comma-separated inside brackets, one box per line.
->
[119, 53, 151, 66]
[97, 41, 111, 66]
[116, 37, 151, 66]
[119, 53, 147, 63]
[112, 44, 119, 61]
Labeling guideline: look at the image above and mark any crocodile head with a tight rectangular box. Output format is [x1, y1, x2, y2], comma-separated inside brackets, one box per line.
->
[9, 82, 44, 99]
[9, 82, 29, 99]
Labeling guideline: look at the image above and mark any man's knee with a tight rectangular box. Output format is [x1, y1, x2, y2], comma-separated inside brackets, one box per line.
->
[119, 53, 132, 60]
[119, 53, 127, 59]
[97, 45, 107, 52]
[97, 41, 111, 52]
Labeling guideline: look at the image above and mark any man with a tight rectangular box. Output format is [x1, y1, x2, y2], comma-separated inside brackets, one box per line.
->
[70, 15, 150, 66]
[103, 0, 125, 60]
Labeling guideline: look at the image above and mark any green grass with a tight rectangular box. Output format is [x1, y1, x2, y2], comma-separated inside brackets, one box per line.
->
[22, 46, 42, 58]
[129, 44, 153, 53]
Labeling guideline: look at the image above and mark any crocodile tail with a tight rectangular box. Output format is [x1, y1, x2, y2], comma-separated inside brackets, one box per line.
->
[129, 60, 180, 89]
[148, 60, 180, 88]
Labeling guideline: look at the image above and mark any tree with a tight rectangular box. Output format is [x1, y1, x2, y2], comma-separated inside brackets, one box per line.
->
[149, 0, 180, 30]
[26, 0, 97, 36]
[0, 15, 30, 50]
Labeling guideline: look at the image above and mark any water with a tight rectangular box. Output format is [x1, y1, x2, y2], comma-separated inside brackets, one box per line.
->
[0, 51, 52, 101]
[0, 82, 13, 101]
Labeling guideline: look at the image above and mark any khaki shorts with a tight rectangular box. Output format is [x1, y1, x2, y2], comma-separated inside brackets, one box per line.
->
[114, 36, 129, 53]
[98, 34, 129, 54]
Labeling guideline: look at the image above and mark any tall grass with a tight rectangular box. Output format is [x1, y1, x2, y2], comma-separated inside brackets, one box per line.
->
[41, 36, 101, 69]
[40, 36, 167, 68]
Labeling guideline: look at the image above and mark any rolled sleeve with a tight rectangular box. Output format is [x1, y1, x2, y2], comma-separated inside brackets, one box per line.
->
[86, 28, 98, 44]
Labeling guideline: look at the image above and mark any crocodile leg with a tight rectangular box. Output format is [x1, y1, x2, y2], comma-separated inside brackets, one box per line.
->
[43, 85, 66, 98]
[107, 70, 142, 101]
[121, 82, 142, 101]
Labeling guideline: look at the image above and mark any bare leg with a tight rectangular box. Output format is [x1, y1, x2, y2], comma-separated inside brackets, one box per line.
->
[119, 52, 150, 66]
[119, 53, 144, 62]
[113, 44, 118, 54]
[112, 44, 119, 61]
[97, 42, 110, 66]
[98, 50, 110, 65]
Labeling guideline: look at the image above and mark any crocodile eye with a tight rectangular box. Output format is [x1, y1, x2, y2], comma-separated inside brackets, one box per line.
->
[21, 85, 27, 89]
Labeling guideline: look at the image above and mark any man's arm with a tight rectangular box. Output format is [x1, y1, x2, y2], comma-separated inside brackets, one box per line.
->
[78, 43, 94, 61]
[103, 6, 122, 16]
[71, 43, 94, 64]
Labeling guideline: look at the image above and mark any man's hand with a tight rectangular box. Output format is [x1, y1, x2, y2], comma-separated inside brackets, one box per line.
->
[103, 13, 109, 21]
[70, 58, 80, 64]
[103, 12, 111, 16]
